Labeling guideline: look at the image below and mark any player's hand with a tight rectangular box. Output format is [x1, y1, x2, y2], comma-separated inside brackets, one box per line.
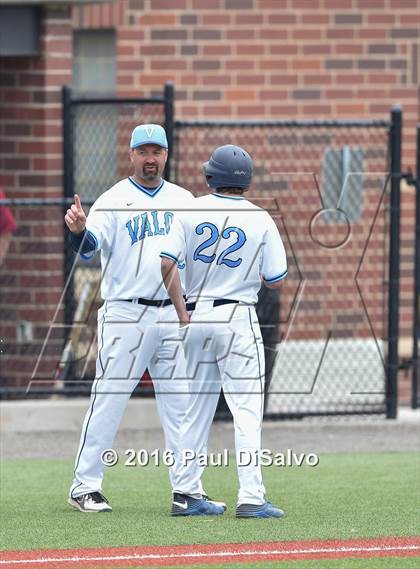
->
[65, 194, 86, 234]
[179, 310, 191, 328]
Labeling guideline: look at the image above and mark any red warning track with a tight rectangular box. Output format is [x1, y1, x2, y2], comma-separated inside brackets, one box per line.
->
[1, 537, 419, 568]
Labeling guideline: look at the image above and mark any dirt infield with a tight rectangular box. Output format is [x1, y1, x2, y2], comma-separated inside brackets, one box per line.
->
[1, 537, 419, 569]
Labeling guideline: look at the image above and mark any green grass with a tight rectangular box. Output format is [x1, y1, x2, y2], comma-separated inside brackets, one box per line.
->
[0, 452, 418, 551]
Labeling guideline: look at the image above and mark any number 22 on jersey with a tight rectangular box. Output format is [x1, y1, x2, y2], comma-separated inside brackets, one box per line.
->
[193, 222, 246, 268]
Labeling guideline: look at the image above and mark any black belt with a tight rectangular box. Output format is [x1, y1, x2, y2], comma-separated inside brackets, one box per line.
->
[123, 297, 173, 307]
[186, 299, 239, 311]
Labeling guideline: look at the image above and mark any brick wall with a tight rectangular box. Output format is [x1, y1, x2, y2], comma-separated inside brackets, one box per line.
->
[0, 6, 73, 390]
[74, 0, 418, 162]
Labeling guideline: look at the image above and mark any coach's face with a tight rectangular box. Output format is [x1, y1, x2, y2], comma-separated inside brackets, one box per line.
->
[130, 143, 168, 185]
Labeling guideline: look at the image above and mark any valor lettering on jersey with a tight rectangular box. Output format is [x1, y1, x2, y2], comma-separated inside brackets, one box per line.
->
[164, 211, 174, 233]
[125, 210, 174, 245]
[125, 215, 140, 245]
[139, 212, 153, 240]
[151, 210, 165, 236]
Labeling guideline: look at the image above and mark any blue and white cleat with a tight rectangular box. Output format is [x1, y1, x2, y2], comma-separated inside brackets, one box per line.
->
[171, 492, 225, 516]
[202, 494, 227, 511]
[236, 500, 285, 519]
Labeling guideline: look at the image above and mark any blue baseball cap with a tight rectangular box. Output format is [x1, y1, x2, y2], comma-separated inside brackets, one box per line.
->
[130, 124, 168, 149]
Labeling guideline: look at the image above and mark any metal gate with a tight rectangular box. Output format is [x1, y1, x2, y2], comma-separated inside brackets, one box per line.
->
[60, 82, 174, 390]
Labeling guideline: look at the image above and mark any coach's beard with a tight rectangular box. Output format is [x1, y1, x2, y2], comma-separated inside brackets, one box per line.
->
[142, 165, 159, 181]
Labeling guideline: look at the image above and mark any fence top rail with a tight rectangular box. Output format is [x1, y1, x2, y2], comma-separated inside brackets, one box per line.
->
[176, 118, 391, 129]
[69, 96, 164, 106]
[0, 198, 95, 207]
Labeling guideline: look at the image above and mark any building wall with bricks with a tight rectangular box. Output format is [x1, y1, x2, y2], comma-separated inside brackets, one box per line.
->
[0, 5, 72, 390]
[0, 0, 418, 401]
[72, 0, 418, 161]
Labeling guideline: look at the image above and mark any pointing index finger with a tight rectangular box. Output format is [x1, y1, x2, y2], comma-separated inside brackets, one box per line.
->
[74, 194, 82, 210]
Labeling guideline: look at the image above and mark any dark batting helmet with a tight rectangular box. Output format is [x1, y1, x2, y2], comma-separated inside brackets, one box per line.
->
[202, 144, 253, 190]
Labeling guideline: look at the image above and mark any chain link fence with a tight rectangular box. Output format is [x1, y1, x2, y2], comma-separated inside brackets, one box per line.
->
[1, 90, 403, 417]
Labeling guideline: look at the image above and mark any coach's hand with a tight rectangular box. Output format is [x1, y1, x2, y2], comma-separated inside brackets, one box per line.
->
[65, 194, 86, 234]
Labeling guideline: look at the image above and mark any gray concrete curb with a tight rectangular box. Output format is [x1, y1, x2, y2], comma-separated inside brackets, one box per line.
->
[1, 397, 419, 433]
[0, 398, 161, 433]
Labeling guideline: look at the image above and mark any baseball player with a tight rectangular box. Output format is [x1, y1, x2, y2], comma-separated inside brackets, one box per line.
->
[64, 124, 225, 516]
[160, 145, 287, 518]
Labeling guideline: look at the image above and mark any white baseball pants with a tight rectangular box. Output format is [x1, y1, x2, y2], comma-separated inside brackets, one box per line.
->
[173, 302, 266, 505]
[69, 299, 202, 499]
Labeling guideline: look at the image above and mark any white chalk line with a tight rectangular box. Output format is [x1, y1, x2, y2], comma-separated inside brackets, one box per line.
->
[1, 544, 420, 565]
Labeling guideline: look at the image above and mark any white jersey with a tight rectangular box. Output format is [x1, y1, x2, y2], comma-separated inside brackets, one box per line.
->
[160, 193, 287, 304]
[84, 177, 194, 300]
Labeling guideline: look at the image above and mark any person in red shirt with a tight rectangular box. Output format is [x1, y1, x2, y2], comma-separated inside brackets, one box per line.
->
[0, 190, 17, 267]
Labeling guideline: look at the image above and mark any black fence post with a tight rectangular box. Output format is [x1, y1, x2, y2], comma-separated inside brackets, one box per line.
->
[62, 85, 75, 344]
[163, 81, 174, 182]
[62, 85, 73, 201]
[412, 123, 420, 409]
[386, 105, 402, 419]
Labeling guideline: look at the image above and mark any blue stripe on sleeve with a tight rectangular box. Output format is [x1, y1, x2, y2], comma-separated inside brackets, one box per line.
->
[264, 269, 288, 284]
[69, 228, 97, 256]
[160, 252, 179, 263]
